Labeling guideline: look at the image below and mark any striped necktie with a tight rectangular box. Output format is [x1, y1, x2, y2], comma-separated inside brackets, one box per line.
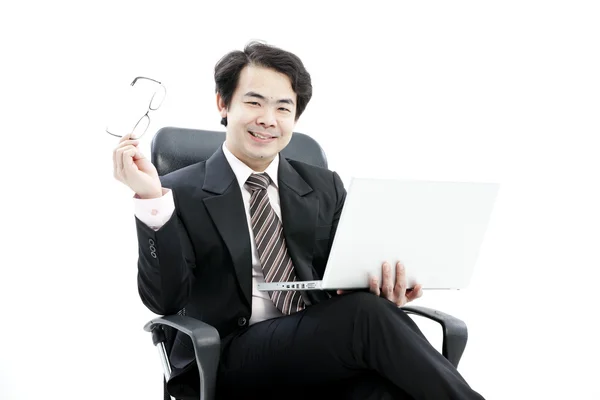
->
[244, 173, 306, 315]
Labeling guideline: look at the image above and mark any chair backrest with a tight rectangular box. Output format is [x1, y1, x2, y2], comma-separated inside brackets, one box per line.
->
[151, 127, 328, 176]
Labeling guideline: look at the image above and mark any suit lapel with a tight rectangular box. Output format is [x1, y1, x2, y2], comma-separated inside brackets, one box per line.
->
[278, 157, 319, 283]
[202, 147, 253, 307]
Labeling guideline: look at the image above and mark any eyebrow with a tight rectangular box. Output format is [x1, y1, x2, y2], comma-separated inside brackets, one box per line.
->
[243, 91, 295, 106]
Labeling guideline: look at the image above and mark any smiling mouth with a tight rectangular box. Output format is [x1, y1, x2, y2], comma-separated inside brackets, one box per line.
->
[248, 130, 276, 140]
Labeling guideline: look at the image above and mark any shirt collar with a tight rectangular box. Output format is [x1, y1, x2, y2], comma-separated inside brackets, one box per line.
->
[222, 143, 279, 189]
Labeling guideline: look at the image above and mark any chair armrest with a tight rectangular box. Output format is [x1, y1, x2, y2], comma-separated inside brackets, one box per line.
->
[144, 315, 220, 400]
[401, 305, 468, 368]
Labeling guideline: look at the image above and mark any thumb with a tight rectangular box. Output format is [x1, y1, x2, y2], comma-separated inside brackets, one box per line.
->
[131, 146, 145, 161]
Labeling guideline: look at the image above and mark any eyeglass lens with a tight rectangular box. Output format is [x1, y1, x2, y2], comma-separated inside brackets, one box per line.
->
[131, 114, 151, 140]
[106, 77, 165, 139]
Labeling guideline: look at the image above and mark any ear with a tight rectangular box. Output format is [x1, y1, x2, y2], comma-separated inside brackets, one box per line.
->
[216, 92, 227, 119]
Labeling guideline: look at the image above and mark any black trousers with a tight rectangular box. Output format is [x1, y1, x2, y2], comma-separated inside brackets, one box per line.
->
[218, 292, 484, 399]
[174, 292, 486, 399]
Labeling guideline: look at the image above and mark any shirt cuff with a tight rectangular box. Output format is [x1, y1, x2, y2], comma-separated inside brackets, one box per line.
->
[133, 188, 175, 231]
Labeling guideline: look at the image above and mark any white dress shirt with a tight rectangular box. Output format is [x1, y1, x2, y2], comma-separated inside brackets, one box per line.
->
[134, 143, 284, 325]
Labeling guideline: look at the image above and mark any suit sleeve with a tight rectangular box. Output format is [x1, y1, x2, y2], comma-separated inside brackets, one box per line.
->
[135, 188, 195, 315]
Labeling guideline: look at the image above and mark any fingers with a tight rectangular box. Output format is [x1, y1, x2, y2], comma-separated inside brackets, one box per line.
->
[114, 144, 140, 179]
[406, 283, 424, 303]
[366, 260, 421, 306]
[113, 134, 140, 181]
[116, 145, 131, 172]
[119, 132, 134, 143]
[369, 275, 380, 297]
[380, 262, 395, 300]
[394, 261, 407, 306]
[123, 147, 139, 168]
[116, 138, 140, 151]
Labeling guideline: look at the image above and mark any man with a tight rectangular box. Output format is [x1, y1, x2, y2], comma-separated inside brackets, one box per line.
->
[113, 41, 485, 399]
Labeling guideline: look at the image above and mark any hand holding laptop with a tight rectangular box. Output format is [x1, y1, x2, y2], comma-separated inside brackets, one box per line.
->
[336, 261, 424, 307]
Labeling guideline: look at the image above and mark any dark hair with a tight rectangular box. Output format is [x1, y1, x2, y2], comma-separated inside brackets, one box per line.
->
[214, 41, 313, 127]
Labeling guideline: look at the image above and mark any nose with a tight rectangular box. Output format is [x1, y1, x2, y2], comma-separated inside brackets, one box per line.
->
[256, 107, 277, 129]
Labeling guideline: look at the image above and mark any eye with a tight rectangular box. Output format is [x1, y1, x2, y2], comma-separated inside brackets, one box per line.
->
[245, 101, 260, 106]
[279, 107, 291, 112]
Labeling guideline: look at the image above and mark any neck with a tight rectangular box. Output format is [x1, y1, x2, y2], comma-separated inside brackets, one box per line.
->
[225, 142, 274, 172]
[245, 158, 271, 172]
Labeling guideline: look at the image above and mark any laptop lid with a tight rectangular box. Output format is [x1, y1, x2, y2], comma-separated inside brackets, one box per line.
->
[321, 178, 499, 290]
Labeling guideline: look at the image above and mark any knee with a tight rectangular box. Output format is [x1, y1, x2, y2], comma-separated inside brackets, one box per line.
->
[341, 291, 392, 316]
[345, 293, 423, 336]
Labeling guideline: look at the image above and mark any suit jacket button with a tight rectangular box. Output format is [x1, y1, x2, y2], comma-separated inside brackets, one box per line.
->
[237, 317, 247, 326]
[149, 239, 155, 246]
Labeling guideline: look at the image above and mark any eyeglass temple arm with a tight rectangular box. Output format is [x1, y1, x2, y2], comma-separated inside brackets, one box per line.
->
[131, 76, 162, 86]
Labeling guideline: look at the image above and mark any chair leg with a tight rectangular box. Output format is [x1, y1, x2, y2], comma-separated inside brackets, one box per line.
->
[163, 378, 177, 400]
[163, 378, 170, 400]
[156, 340, 176, 399]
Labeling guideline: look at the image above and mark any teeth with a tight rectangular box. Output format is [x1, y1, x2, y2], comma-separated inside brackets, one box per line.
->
[250, 131, 270, 139]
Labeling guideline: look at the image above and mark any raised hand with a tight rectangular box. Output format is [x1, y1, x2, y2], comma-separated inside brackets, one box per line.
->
[112, 133, 162, 199]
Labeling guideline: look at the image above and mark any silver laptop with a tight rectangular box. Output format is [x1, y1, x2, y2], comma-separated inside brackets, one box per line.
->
[258, 177, 499, 292]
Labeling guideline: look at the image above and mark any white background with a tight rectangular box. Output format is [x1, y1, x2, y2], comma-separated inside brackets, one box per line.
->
[1, 1, 599, 399]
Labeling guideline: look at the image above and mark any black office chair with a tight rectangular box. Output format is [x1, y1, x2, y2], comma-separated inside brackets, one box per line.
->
[143, 127, 469, 400]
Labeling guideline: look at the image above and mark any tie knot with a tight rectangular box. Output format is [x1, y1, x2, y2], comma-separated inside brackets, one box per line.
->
[245, 173, 271, 192]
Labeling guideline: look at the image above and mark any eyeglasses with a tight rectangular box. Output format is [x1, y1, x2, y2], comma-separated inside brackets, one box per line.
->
[105, 76, 166, 140]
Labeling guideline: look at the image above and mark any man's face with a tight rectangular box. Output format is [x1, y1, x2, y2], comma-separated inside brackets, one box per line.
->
[218, 65, 297, 171]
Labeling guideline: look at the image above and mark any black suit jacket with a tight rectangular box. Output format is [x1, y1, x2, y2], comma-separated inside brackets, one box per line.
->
[136, 146, 346, 370]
